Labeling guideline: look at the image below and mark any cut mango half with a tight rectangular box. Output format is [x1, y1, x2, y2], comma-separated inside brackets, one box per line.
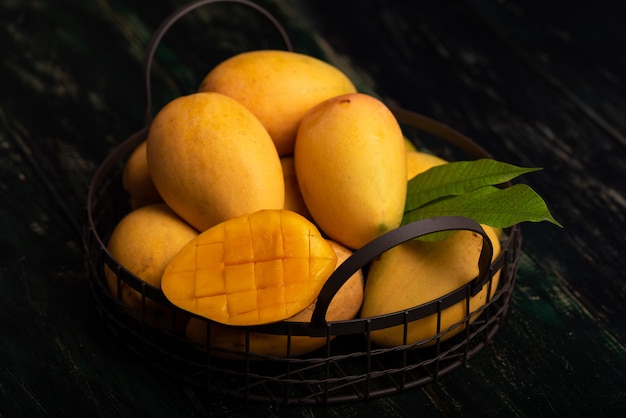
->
[161, 209, 337, 326]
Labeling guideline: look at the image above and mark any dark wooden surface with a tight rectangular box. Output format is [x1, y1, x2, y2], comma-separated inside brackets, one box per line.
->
[2, 0, 625, 416]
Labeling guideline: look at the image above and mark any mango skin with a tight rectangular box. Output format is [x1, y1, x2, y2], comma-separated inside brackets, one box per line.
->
[185, 240, 364, 358]
[404, 137, 418, 152]
[406, 151, 448, 180]
[360, 225, 501, 348]
[294, 93, 407, 249]
[146, 92, 284, 232]
[280, 156, 311, 220]
[104, 203, 198, 331]
[198, 50, 357, 156]
[122, 140, 163, 209]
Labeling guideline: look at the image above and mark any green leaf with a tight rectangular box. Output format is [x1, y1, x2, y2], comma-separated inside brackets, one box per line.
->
[402, 184, 563, 229]
[405, 159, 542, 211]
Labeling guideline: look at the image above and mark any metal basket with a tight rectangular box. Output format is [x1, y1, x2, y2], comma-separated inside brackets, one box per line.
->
[83, 0, 522, 405]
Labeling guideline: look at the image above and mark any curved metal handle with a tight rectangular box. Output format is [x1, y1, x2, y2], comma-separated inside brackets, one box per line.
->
[140, 0, 293, 125]
[390, 106, 493, 160]
[308, 216, 494, 335]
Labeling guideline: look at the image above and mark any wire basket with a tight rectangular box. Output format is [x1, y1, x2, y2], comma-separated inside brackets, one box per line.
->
[83, 0, 522, 405]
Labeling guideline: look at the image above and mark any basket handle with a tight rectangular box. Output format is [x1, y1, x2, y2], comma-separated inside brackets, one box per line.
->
[140, 0, 293, 126]
[308, 216, 494, 335]
[390, 106, 493, 160]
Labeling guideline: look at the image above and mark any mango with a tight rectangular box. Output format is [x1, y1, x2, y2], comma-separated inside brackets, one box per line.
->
[280, 156, 311, 220]
[294, 93, 407, 249]
[105, 203, 198, 331]
[161, 209, 337, 326]
[360, 225, 501, 348]
[198, 50, 357, 156]
[406, 150, 448, 180]
[185, 240, 364, 358]
[404, 137, 418, 152]
[287, 240, 364, 324]
[122, 140, 163, 209]
[146, 92, 284, 232]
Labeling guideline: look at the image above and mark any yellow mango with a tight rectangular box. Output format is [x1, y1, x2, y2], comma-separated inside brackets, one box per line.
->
[280, 156, 311, 220]
[198, 50, 356, 156]
[105, 203, 198, 331]
[122, 140, 163, 209]
[360, 225, 502, 348]
[146, 92, 284, 231]
[286, 240, 364, 324]
[161, 209, 337, 326]
[404, 137, 418, 152]
[185, 240, 364, 358]
[406, 150, 448, 180]
[294, 93, 407, 249]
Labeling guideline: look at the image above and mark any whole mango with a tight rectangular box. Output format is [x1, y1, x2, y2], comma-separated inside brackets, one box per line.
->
[198, 49, 356, 156]
[122, 140, 163, 209]
[146, 92, 284, 231]
[280, 155, 311, 220]
[404, 137, 418, 152]
[105, 203, 198, 331]
[406, 150, 448, 180]
[360, 225, 502, 348]
[294, 93, 407, 249]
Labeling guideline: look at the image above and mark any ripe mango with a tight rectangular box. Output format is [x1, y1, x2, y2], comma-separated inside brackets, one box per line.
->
[122, 140, 163, 209]
[360, 225, 501, 348]
[280, 156, 311, 220]
[294, 93, 407, 249]
[198, 49, 356, 156]
[105, 203, 198, 331]
[404, 137, 418, 152]
[406, 150, 448, 180]
[287, 240, 364, 325]
[185, 240, 364, 358]
[146, 92, 284, 232]
[161, 209, 337, 326]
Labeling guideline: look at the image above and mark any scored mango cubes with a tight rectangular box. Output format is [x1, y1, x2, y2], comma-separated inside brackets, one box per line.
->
[161, 209, 338, 326]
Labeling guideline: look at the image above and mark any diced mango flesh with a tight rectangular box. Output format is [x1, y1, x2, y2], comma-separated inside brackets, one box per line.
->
[161, 210, 337, 325]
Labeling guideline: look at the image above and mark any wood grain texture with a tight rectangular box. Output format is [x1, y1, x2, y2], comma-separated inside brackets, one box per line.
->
[1, 0, 625, 416]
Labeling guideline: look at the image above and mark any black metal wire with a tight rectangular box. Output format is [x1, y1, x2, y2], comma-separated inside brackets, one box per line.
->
[83, 110, 521, 403]
[141, 0, 293, 126]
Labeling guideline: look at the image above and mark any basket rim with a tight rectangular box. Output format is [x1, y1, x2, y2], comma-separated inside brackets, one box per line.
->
[83, 106, 522, 404]
[84, 105, 520, 337]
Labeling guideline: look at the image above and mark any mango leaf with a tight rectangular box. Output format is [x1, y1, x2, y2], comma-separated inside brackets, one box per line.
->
[402, 184, 563, 229]
[405, 159, 542, 211]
